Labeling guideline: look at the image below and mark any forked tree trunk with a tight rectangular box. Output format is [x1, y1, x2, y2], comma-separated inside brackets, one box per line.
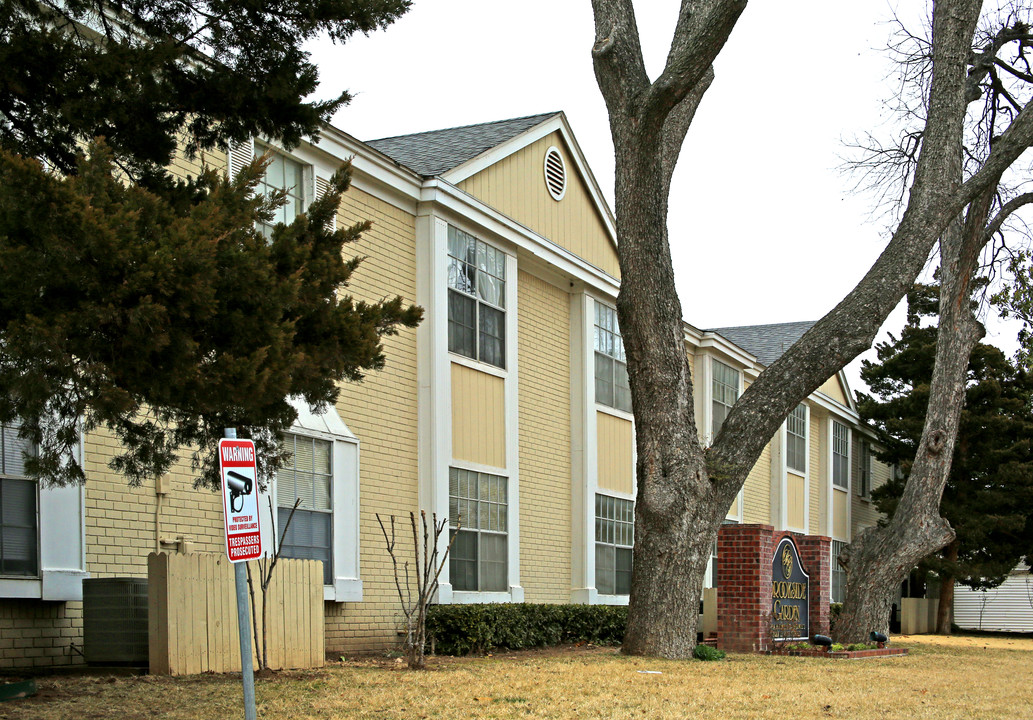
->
[590, 0, 1033, 657]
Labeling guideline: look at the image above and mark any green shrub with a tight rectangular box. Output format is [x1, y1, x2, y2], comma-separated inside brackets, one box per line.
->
[830, 643, 845, 652]
[846, 642, 874, 651]
[425, 604, 627, 656]
[693, 644, 726, 661]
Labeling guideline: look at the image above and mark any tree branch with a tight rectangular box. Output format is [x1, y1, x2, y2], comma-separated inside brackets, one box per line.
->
[984, 191, 1033, 242]
[661, 67, 714, 194]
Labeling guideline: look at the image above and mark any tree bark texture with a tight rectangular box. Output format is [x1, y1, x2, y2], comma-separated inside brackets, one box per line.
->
[936, 541, 960, 635]
[591, 0, 1033, 657]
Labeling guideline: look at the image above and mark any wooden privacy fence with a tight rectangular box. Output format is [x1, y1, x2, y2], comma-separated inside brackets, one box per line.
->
[148, 552, 324, 675]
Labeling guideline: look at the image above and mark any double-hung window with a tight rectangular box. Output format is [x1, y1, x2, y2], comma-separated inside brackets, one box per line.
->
[832, 421, 849, 489]
[711, 360, 739, 439]
[595, 494, 634, 595]
[786, 404, 807, 473]
[447, 227, 506, 368]
[831, 540, 848, 603]
[594, 304, 631, 412]
[449, 468, 507, 592]
[0, 422, 37, 578]
[857, 441, 872, 498]
[277, 433, 333, 585]
[256, 147, 306, 239]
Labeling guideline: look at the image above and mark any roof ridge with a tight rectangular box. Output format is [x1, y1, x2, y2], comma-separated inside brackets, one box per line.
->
[365, 111, 561, 144]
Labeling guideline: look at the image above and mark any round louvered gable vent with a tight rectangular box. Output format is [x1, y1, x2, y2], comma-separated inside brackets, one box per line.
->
[544, 146, 566, 201]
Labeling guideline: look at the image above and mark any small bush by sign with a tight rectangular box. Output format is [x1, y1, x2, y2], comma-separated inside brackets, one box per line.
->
[425, 604, 627, 655]
[693, 644, 726, 661]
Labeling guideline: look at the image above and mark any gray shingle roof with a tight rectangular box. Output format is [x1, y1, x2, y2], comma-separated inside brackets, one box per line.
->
[710, 321, 816, 367]
[364, 112, 561, 177]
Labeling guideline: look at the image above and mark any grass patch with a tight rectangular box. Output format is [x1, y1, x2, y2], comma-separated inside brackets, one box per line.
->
[4, 635, 1032, 720]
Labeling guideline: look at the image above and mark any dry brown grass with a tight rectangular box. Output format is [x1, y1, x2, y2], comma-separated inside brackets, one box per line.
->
[3, 634, 1031, 720]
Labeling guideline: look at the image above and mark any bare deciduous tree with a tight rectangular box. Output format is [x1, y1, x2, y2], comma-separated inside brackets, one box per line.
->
[590, 0, 1033, 657]
[377, 511, 456, 669]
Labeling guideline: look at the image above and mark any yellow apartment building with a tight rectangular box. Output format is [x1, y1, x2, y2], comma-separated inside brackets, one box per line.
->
[0, 112, 891, 669]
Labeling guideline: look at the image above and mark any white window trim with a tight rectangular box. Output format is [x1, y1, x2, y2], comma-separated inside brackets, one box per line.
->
[593, 490, 635, 606]
[418, 215, 522, 605]
[0, 434, 88, 601]
[592, 301, 631, 414]
[266, 399, 362, 603]
[446, 226, 509, 370]
[704, 355, 745, 521]
[857, 440, 873, 501]
[827, 419, 851, 543]
[780, 404, 810, 534]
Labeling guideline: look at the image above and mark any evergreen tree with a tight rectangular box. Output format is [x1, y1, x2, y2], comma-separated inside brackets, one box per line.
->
[0, 0, 420, 489]
[858, 284, 1033, 631]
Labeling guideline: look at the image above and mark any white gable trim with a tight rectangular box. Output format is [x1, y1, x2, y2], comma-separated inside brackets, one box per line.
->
[439, 113, 619, 252]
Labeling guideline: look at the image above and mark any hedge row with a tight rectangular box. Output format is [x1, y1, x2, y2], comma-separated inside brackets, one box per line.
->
[425, 603, 628, 656]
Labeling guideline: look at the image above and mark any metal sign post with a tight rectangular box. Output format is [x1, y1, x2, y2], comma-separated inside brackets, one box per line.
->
[221, 428, 259, 720]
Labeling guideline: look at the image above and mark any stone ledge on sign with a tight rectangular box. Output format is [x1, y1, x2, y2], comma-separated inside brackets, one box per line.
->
[767, 647, 908, 659]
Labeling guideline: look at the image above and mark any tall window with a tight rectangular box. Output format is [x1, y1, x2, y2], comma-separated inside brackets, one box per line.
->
[832, 421, 849, 489]
[449, 468, 507, 592]
[447, 226, 506, 368]
[595, 494, 633, 595]
[257, 148, 306, 239]
[711, 360, 739, 438]
[594, 303, 631, 412]
[786, 404, 807, 473]
[277, 434, 333, 585]
[857, 441, 872, 498]
[831, 540, 848, 603]
[0, 422, 37, 577]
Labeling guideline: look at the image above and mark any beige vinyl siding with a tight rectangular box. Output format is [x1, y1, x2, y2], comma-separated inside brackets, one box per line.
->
[450, 363, 506, 468]
[833, 490, 849, 539]
[321, 183, 420, 654]
[517, 270, 572, 603]
[458, 133, 619, 278]
[726, 492, 741, 520]
[597, 412, 634, 496]
[851, 435, 882, 539]
[742, 403, 772, 524]
[787, 472, 806, 530]
[818, 375, 849, 406]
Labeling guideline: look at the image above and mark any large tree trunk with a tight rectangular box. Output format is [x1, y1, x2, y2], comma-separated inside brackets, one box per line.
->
[936, 541, 959, 635]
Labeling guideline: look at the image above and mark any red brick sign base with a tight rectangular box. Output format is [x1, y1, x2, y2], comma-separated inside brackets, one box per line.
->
[716, 524, 831, 653]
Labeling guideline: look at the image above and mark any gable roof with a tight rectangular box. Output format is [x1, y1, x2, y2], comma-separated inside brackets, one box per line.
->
[365, 112, 561, 178]
[710, 321, 816, 367]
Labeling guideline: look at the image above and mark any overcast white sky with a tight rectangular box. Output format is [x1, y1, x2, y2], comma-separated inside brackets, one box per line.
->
[307, 1, 1022, 392]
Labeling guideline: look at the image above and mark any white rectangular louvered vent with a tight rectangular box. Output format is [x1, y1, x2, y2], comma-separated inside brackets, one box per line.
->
[315, 174, 337, 231]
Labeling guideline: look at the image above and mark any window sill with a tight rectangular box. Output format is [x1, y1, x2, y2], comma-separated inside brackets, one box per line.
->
[0, 577, 42, 599]
[326, 577, 362, 603]
[595, 404, 634, 422]
[449, 353, 507, 378]
[439, 585, 524, 604]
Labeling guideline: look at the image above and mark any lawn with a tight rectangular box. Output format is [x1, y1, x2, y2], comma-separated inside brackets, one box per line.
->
[3, 635, 1031, 720]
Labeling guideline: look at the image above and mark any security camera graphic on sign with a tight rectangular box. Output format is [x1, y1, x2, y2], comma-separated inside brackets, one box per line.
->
[226, 470, 254, 513]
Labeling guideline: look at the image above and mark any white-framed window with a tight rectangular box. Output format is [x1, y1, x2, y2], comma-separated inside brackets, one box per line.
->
[256, 145, 307, 238]
[594, 303, 631, 412]
[447, 226, 506, 369]
[831, 539, 848, 603]
[595, 494, 633, 595]
[832, 421, 849, 489]
[711, 360, 740, 438]
[0, 422, 37, 578]
[449, 468, 508, 592]
[786, 404, 807, 473]
[857, 441, 872, 498]
[277, 433, 333, 585]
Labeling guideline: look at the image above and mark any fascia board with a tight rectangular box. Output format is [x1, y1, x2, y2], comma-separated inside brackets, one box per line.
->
[440, 113, 619, 249]
[810, 391, 862, 423]
[306, 127, 424, 213]
[835, 369, 859, 414]
[420, 180, 620, 299]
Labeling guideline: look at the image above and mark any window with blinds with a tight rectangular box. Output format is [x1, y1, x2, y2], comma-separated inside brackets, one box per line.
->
[448, 468, 507, 592]
[1, 422, 37, 577]
[594, 303, 631, 412]
[832, 421, 849, 489]
[277, 433, 332, 585]
[711, 360, 740, 439]
[786, 404, 807, 473]
[595, 494, 634, 595]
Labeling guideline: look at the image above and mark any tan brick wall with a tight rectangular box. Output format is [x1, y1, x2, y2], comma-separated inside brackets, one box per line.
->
[323, 183, 419, 654]
[517, 271, 572, 603]
[0, 600, 84, 671]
